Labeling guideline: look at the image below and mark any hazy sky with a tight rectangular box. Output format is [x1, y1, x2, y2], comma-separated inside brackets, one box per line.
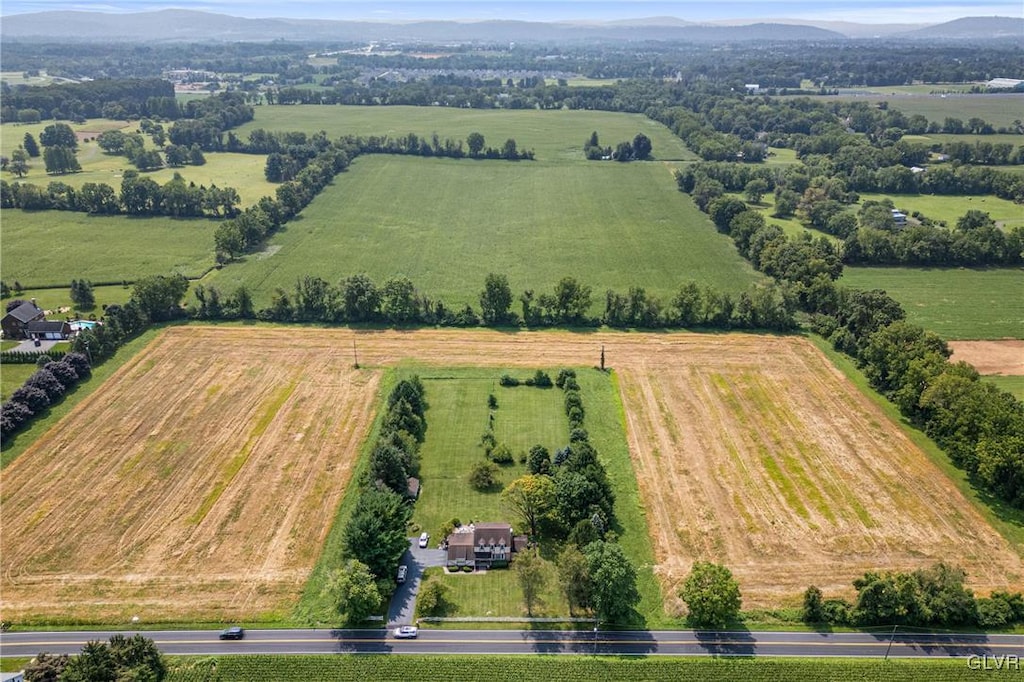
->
[1, 0, 1020, 24]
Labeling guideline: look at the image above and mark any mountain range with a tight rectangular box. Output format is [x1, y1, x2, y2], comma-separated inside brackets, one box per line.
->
[1, 10, 1021, 43]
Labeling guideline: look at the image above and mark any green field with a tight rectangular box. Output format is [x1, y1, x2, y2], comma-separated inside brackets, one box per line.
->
[984, 375, 1024, 401]
[235, 105, 697, 164]
[0, 211, 217, 288]
[840, 267, 1024, 340]
[822, 93, 1024, 129]
[205, 154, 760, 309]
[407, 365, 662, 624]
[419, 564, 571, 618]
[162, 654, 1016, 682]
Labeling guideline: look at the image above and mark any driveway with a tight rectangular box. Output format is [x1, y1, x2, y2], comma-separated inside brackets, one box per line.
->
[386, 538, 447, 626]
[10, 339, 60, 353]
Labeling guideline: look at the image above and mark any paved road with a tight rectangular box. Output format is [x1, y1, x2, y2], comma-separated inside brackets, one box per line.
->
[386, 538, 447, 626]
[2, 628, 1021, 658]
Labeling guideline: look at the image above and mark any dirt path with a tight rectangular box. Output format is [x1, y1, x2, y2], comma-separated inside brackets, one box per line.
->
[2, 327, 1019, 620]
[949, 339, 1024, 375]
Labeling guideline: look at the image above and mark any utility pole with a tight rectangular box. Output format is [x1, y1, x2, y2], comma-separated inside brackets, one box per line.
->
[884, 624, 898, 660]
[352, 339, 359, 369]
[600, 345, 605, 371]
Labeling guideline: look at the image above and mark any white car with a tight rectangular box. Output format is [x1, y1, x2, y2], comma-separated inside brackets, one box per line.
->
[393, 625, 418, 639]
[418, 532, 429, 548]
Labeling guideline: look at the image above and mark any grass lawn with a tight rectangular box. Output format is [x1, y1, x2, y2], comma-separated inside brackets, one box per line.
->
[722, 192, 840, 242]
[419, 565, 570, 619]
[6, 284, 133, 316]
[840, 266, 1024, 340]
[984, 375, 1024, 401]
[410, 366, 569, 538]
[206, 154, 760, 310]
[408, 364, 663, 625]
[0, 211, 218, 288]
[1, 363, 37, 401]
[235, 105, 697, 164]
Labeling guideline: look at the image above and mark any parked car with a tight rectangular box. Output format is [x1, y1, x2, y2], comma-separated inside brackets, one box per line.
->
[397, 564, 408, 584]
[418, 532, 430, 548]
[393, 625, 418, 639]
[219, 626, 245, 640]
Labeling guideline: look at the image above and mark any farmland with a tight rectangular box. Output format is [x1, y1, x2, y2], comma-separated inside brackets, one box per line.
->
[857, 192, 1024, 231]
[233, 105, 697, 165]
[1, 327, 383, 623]
[0, 210, 218, 288]
[3, 326, 1018, 623]
[162, 654, 1014, 681]
[840, 267, 1024, 340]
[205, 154, 761, 309]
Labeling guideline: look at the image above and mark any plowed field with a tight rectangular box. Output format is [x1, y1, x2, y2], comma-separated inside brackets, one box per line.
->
[2, 327, 1020, 621]
[949, 340, 1024, 375]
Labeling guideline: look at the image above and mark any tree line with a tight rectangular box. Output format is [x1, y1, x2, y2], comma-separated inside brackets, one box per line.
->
[679, 162, 1024, 267]
[803, 563, 1024, 629]
[684, 184, 1024, 510]
[2, 171, 240, 218]
[0, 78, 177, 124]
[192, 272, 798, 333]
[0, 351, 91, 442]
[325, 376, 428, 624]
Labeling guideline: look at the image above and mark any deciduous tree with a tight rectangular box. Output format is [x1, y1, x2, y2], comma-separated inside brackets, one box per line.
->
[680, 561, 742, 628]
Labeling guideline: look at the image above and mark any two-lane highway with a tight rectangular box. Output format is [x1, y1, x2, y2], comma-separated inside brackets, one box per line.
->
[2, 628, 1022, 658]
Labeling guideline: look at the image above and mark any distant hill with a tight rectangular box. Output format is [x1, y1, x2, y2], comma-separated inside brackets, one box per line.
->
[0, 9, 845, 43]
[900, 16, 1024, 39]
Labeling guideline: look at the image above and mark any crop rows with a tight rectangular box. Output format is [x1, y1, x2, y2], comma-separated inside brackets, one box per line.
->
[163, 654, 1007, 682]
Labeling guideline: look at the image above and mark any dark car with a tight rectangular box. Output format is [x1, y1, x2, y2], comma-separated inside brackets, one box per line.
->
[219, 626, 245, 640]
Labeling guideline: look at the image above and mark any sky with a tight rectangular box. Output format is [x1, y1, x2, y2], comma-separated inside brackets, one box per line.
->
[0, 0, 1020, 24]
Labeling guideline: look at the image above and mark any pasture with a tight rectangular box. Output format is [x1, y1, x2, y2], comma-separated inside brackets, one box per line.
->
[0, 210, 217, 288]
[985, 375, 1024, 401]
[205, 154, 760, 309]
[840, 267, 1024, 340]
[823, 93, 1024, 129]
[233, 105, 697, 164]
[4, 326, 1017, 623]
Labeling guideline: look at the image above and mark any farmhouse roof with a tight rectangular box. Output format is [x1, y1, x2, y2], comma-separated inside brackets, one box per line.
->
[446, 530, 476, 564]
[473, 522, 513, 547]
[406, 476, 420, 499]
[26, 320, 70, 334]
[5, 301, 44, 323]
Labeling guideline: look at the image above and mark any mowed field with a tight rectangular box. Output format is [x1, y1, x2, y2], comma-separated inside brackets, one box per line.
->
[840, 267, 1024, 340]
[234, 105, 697, 164]
[3, 326, 1020, 622]
[0, 211, 218, 288]
[206, 154, 760, 309]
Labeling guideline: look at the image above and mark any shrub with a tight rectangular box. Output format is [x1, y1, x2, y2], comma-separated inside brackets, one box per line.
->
[499, 374, 520, 387]
[564, 390, 583, 415]
[487, 393, 498, 409]
[10, 385, 50, 413]
[532, 370, 552, 388]
[569, 428, 589, 443]
[469, 462, 501, 491]
[567, 407, 584, 429]
[490, 443, 514, 465]
[555, 368, 576, 389]
[417, 579, 451, 617]
[480, 430, 497, 452]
